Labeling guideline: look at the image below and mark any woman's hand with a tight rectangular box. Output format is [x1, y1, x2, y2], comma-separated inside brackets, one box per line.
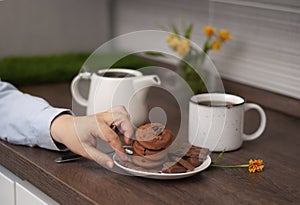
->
[50, 106, 133, 168]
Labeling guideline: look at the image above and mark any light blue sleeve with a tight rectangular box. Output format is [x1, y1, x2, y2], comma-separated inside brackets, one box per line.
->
[0, 81, 71, 151]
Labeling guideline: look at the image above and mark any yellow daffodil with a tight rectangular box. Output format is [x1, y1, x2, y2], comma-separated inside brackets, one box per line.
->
[181, 39, 190, 47]
[168, 36, 181, 49]
[248, 159, 264, 173]
[212, 40, 222, 51]
[164, 23, 232, 94]
[167, 25, 232, 55]
[203, 26, 216, 36]
[218, 29, 232, 41]
[166, 33, 176, 43]
[176, 39, 190, 57]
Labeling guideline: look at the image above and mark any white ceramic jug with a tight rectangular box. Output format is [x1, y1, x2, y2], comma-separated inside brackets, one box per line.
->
[71, 69, 161, 126]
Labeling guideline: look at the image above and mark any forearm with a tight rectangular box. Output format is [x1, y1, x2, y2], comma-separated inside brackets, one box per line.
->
[50, 114, 86, 156]
[0, 82, 71, 150]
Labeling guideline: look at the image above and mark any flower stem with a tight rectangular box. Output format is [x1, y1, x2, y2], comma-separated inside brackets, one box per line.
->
[211, 149, 226, 164]
[203, 36, 212, 54]
[210, 164, 249, 168]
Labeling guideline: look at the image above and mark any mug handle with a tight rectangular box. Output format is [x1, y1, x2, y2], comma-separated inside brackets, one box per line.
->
[242, 103, 267, 141]
[71, 72, 91, 107]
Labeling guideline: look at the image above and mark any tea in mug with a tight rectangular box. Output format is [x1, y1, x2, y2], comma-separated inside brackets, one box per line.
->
[197, 100, 236, 107]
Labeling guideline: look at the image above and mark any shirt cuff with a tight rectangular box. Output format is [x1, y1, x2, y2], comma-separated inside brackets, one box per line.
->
[32, 108, 72, 151]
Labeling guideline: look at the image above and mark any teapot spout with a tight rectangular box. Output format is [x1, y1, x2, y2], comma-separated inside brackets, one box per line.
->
[133, 75, 161, 91]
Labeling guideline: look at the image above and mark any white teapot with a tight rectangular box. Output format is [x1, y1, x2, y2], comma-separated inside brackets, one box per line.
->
[71, 68, 161, 126]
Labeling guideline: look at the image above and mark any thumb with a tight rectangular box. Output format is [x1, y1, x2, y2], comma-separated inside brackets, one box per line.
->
[83, 145, 114, 168]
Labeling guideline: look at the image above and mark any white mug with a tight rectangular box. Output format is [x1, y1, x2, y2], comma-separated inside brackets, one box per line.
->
[188, 93, 267, 152]
[71, 68, 161, 126]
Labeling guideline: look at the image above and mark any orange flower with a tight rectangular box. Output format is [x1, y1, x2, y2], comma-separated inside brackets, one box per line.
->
[211, 150, 264, 174]
[212, 40, 222, 51]
[203, 26, 216, 36]
[218, 29, 232, 41]
[248, 159, 264, 173]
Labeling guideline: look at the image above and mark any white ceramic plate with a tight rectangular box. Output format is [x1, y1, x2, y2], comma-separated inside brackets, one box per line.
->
[113, 154, 211, 180]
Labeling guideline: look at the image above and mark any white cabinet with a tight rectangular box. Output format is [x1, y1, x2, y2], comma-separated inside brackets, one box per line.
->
[0, 165, 59, 205]
[0, 166, 17, 205]
[15, 180, 59, 205]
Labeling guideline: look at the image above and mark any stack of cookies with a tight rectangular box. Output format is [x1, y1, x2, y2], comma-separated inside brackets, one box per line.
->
[118, 123, 210, 174]
[132, 123, 173, 168]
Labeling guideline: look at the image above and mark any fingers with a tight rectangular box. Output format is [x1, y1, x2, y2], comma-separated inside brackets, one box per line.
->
[89, 106, 133, 163]
[108, 105, 129, 115]
[103, 106, 134, 139]
[83, 145, 115, 168]
[109, 106, 133, 145]
[123, 136, 132, 145]
[98, 121, 122, 150]
[97, 120, 128, 160]
[120, 117, 134, 139]
[67, 107, 133, 168]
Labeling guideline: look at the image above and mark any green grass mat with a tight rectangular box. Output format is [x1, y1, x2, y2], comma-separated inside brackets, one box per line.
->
[0, 53, 153, 86]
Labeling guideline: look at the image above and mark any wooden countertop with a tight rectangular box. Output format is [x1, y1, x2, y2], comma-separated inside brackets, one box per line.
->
[0, 82, 299, 205]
